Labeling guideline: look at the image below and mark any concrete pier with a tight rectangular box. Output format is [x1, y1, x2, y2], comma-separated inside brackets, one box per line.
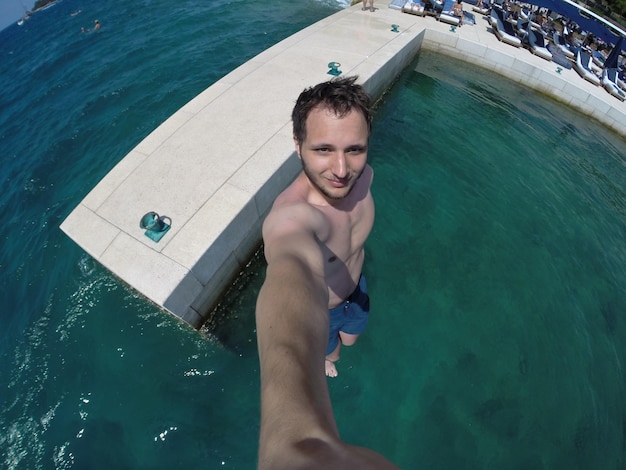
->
[61, 3, 626, 328]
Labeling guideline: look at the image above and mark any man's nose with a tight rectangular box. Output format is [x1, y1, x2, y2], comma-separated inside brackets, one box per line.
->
[331, 153, 347, 178]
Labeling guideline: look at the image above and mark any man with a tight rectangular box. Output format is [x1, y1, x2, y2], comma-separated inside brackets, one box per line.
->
[452, 0, 464, 26]
[255, 77, 399, 468]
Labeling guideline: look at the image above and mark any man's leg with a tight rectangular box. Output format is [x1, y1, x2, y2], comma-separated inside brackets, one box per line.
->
[325, 342, 341, 377]
[339, 331, 360, 347]
[325, 332, 361, 378]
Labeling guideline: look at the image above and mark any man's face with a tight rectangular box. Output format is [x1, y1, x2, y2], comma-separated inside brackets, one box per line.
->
[296, 106, 369, 202]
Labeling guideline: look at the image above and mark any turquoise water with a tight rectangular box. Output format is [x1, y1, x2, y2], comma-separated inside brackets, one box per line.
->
[0, 0, 341, 468]
[2, 1, 626, 469]
[359, 53, 626, 468]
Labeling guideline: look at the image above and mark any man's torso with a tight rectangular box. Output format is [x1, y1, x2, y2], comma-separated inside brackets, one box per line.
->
[271, 165, 375, 307]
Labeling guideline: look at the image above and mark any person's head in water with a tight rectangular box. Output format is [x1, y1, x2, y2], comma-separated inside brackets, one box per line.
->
[291, 76, 372, 201]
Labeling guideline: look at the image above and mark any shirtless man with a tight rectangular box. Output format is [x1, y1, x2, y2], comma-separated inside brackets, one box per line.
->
[255, 77, 398, 469]
[452, 0, 464, 25]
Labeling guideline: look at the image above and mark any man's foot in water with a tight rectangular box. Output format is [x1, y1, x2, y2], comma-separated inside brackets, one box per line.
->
[325, 359, 338, 378]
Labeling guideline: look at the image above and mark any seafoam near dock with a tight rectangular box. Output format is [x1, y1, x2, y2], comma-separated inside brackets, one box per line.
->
[61, 3, 626, 328]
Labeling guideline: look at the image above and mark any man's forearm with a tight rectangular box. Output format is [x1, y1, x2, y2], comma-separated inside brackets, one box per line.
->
[256, 257, 338, 460]
[255, 257, 401, 469]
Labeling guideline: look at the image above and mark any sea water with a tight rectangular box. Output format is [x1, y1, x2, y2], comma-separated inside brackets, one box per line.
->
[351, 53, 626, 468]
[0, 0, 341, 468]
[1, 1, 626, 469]
[205, 50, 626, 468]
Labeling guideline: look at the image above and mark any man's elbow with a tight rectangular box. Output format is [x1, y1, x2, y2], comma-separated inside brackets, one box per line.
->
[258, 436, 339, 470]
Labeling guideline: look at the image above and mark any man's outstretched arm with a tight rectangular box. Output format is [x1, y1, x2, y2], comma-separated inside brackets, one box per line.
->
[256, 246, 400, 469]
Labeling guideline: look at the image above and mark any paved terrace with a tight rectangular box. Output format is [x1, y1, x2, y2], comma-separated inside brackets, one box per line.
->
[61, 3, 626, 328]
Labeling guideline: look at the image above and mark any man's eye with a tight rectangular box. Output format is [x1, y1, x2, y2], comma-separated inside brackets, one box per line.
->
[316, 147, 330, 153]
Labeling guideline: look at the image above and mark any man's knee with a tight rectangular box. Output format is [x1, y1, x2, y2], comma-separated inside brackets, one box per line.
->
[339, 332, 359, 347]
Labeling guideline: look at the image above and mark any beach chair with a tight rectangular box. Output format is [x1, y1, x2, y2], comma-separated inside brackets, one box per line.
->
[591, 50, 606, 69]
[527, 29, 553, 61]
[388, 0, 406, 9]
[471, 0, 490, 15]
[515, 18, 530, 38]
[402, 0, 426, 16]
[618, 70, 626, 92]
[601, 68, 626, 101]
[421, 0, 443, 15]
[438, 0, 461, 25]
[547, 42, 573, 69]
[552, 32, 575, 59]
[574, 49, 601, 86]
[463, 10, 476, 24]
[490, 8, 522, 47]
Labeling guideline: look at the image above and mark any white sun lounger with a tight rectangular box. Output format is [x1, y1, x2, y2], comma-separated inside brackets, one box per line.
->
[602, 68, 626, 101]
[472, 0, 489, 15]
[438, 0, 461, 25]
[553, 32, 575, 59]
[402, 0, 426, 16]
[618, 73, 626, 92]
[490, 8, 522, 47]
[528, 29, 553, 61]
[574, 49, 601, 86]
[515, 18, 529, 38]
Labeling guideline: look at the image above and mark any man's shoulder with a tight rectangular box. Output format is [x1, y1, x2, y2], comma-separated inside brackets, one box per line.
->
[262, 196, 328, 264]
[265, 196, 324, 233]
[263, 193, 328, 249]
[272, 172, 309, 206]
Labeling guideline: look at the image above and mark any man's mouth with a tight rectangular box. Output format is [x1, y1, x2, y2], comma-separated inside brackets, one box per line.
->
[328, 178, 349, 188]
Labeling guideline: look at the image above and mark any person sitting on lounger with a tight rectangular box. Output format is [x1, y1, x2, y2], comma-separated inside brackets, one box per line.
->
[452, 0, 464, 25]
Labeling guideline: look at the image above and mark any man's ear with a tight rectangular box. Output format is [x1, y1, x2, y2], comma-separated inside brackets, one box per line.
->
[293, 137, 302, 159]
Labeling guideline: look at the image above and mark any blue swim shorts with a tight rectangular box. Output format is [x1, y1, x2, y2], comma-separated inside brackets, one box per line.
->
[326, 275, 370, 355]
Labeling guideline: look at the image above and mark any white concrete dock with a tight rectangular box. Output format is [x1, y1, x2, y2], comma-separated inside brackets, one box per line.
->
[60, 3, 626, 328]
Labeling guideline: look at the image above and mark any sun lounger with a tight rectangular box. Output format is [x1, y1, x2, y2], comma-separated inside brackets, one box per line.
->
[547, 42, 573, 69]
[471, 0, 489, 15]
[592, 50, 606, 69]
[438, 0, 461, 25]
[402, 0, 426, 16]
[601, 68, 626, 101]
[421, 0, 443, 15]
[388, 0, 406, 9]
[515, 18, 529, 38]
[552, 32, 575, 59]
[490, 8, 522, 47]
[574, 49, 601, 86]
[462, 10, 476, 24]
[617, 71, 626, 92]
[527, 29, 553, 61]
